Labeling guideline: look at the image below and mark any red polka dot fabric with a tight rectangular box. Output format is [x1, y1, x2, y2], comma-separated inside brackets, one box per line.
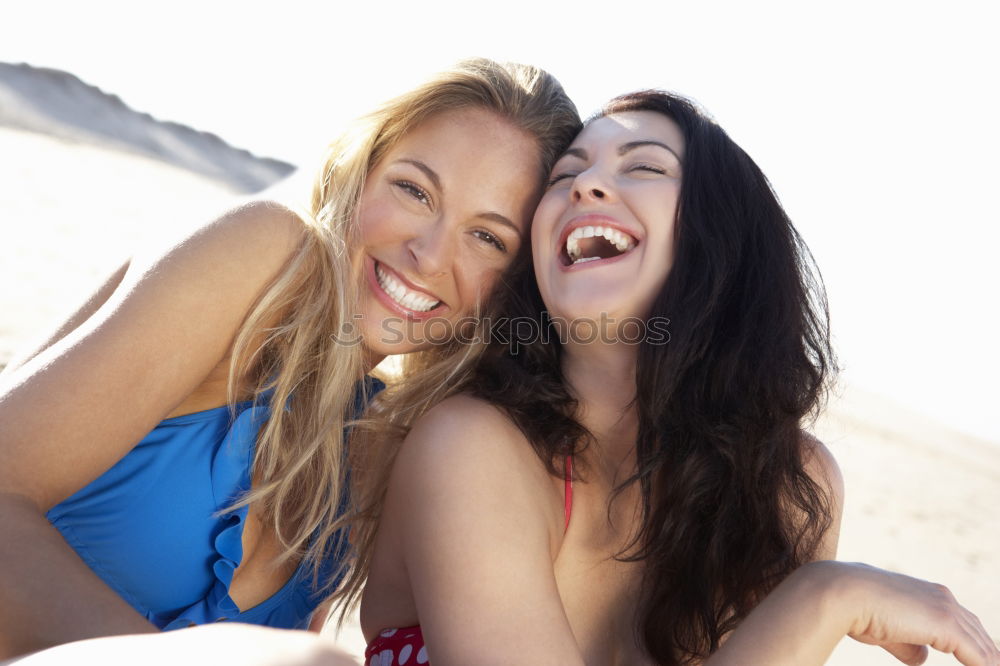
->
[365, 626, 428, 665]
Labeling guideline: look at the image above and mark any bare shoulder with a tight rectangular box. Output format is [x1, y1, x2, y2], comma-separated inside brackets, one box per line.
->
[210, 199, 306, 238]
[799, 431, 845, 560]
[800, 431, 844, 500]
[161, 199, 307, 269]
[390, 393, 563, 533]
[400, 394, 548, 479]
[408, 393, 523, 440]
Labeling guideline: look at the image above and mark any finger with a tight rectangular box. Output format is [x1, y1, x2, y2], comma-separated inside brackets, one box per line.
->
[942, 590, 1000, 666]
[934, 617, 993, 666]
[881, 642, 928, 665]
[956, 606, 999, 666]
[969, 613, 1000, 662]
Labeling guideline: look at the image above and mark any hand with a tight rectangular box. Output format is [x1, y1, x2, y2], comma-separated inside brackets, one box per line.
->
[833, 562, 999, 666]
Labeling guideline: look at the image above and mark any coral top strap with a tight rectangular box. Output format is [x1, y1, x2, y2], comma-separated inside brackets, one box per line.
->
[564, 455, 573, 531]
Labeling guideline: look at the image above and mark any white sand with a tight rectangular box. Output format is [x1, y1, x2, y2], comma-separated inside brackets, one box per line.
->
[0, 126, 241, 369]
[818, 389, 1000, 665]
[2, 126, 997, 665]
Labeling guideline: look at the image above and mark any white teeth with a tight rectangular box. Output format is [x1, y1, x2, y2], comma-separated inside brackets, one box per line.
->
[375, 263, 441, 312]
[567, 236, 581, 260]
[573, 256, 601, 264]
[564, 225, 637, 262]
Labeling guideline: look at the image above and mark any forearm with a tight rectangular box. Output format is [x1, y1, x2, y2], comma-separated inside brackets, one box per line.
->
[706, 561, 850, 666]
[0, 493, 156, 658]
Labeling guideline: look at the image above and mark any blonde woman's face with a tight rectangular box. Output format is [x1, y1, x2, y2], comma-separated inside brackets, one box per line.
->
[354, 107, 541, 357]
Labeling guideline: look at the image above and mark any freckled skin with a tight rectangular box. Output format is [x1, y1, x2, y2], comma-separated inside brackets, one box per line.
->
[354, 107, 541, 357]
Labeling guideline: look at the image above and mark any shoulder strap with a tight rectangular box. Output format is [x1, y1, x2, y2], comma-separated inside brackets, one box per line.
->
[564, 455, 573, 531]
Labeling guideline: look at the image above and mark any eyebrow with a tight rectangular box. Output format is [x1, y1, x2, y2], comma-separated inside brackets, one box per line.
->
[478, 212, 523, 236]
[619, 140, 683, 163]
[398, 158, 442, 191]
[560, 140, 683, 164]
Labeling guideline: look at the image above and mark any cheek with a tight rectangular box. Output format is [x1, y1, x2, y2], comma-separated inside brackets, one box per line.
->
[643, 232, 678, 294]
[454, 264, 504, 314]
[531, 195, 562, 248]
[357, 196, 401, 247]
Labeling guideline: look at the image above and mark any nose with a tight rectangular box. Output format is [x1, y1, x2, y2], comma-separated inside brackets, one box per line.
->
[571, 166, 614, 204]
[406, 218, 454, 278]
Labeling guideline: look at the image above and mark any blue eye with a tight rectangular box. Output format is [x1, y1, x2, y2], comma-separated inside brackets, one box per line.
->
[473, 230, 507, 253]
[394, 180, 432, 206]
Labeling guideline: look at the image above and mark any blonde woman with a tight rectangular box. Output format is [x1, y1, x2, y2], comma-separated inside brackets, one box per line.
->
[0, 58, 581, 658]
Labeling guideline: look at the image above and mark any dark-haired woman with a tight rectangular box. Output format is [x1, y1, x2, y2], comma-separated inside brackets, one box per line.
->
[348, 92, 998, 666]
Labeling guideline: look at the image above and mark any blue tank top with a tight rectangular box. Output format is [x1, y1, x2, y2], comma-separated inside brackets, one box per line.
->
[46, 378, 383, 631]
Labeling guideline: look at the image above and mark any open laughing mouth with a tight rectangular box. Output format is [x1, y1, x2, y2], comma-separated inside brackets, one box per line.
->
[369, 258, 445, 318]
[559, 223, 639, 268]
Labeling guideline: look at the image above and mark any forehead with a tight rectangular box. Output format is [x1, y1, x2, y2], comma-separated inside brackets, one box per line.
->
[391, 106, 537, 167]
[572, 110, 685, 160]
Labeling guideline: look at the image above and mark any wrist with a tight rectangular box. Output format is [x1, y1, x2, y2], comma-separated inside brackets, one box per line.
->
[709, 561, 852, 666]
[795, 561, 865, 638]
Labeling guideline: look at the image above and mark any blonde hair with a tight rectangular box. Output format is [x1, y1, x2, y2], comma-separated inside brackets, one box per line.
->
[226, 59, 581, 596]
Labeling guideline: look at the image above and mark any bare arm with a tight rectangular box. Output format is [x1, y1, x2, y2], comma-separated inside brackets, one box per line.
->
[0, 201, 304, 657]
[708, 561, 999, 666]
[710, 437, 996, 666]
[374, 395, 583, 666]
[800, 432, 845, 562]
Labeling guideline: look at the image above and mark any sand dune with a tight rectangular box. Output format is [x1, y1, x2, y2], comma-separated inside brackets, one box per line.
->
[0, 62, 294, 192]
[0, 65, 997, 664]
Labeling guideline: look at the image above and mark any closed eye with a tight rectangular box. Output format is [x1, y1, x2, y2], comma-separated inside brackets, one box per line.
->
[546, 172, 578, 188]
[629, 163, 667, 175]
[472, 229, 507, 253]
[394, 180, 432, 206]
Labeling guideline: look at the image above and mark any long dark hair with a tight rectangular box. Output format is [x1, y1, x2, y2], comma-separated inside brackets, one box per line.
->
[470, 90, 837, 664]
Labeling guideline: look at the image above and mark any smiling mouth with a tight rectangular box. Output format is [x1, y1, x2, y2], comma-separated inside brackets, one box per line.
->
[561, 225, 638, 266]
[374, 261, 443, 313]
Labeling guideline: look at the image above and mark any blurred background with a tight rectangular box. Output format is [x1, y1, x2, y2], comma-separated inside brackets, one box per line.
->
[1, 1, 997, 663]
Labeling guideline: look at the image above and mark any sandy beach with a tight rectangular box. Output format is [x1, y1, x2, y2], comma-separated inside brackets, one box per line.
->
[2, 124, 997, 664]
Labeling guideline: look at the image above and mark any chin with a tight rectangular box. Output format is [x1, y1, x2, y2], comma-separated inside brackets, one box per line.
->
[547, 298, 634, 324]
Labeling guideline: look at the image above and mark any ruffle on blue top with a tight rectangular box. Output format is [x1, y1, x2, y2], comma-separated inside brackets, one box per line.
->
[47, 378, 382, 631]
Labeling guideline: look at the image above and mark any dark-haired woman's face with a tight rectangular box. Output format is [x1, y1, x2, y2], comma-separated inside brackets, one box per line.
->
[532, 111, 685, 327]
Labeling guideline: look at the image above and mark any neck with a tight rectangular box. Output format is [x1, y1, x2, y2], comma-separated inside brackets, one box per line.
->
[361, 347, 385, 375]
[561, 341, 639, 485]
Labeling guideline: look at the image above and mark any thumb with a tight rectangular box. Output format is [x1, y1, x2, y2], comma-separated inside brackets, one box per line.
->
[882, 642, 929, 665]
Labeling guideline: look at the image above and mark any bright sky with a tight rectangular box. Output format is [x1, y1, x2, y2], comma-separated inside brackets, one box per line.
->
[3, 0, 998, 440]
